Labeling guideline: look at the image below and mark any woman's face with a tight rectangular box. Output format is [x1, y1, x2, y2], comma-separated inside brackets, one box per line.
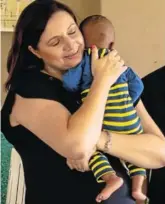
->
[35, 11, 84, 70]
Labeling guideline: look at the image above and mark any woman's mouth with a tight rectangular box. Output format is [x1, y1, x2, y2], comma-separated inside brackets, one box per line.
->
[64, 49, 79, 59]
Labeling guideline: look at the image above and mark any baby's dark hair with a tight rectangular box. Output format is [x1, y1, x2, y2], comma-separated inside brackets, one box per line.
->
[79, 15, 113, 34]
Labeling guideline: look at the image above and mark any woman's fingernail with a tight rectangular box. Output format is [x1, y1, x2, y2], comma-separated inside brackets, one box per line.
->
[91, 45, 96, 49]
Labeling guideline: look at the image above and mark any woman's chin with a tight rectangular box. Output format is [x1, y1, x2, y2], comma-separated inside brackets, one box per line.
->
[65, 58, 82, 69]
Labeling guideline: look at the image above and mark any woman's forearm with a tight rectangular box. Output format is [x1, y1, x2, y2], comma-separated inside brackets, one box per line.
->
[98, 131, 165, 169]
[68, 76, 113, 154]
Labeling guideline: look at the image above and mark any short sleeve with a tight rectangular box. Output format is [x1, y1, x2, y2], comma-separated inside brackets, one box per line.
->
[126, 67, 144, 105]
[13, 70, 80, 113]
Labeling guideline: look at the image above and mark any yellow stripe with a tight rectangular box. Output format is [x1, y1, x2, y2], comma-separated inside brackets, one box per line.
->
[81, 85, 128, 95]
[88, 48, 91, 55]
[104, 110, 136, 117]
[94, 166, 112, 177]
[103, 116, 139, 127]
[106, 97, 132, 104]
[100, 48, 106, 58]
[110, 125, 141, 134]
[97, 171, 115, 183]
[110, 83, 128, 90]
[105, 103, 133, 110]
[130, 168, 146, 174]
[138, 129, 143, 134]
[91, 160, 110, 171]
[89, 155, 102, 166]
[81, 89, 89, 95]
[128, 164, 134, 168]
[93, 151, 101, 155]
[108, 91, 129, 97]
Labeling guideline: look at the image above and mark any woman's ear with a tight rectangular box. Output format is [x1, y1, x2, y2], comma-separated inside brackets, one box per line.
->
[28, 45, 42, 59]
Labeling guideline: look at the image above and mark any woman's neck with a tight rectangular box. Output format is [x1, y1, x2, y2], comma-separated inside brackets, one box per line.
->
[42, 65, 65, 81]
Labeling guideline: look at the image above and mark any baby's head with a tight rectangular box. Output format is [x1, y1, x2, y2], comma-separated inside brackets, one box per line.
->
[80, 15, 115, 50]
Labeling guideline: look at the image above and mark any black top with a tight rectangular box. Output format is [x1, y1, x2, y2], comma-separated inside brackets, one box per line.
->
[142, 66, 165, 204]
[2, 70, 135, 204]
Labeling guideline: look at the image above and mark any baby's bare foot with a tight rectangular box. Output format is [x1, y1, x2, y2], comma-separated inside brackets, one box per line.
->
[132, 191, 146, 201]
[96, 174, 123, 203]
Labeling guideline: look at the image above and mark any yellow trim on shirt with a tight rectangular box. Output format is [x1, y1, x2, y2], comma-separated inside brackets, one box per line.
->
[129, 168, 146, 174]
[91, 160, 110, 171]
[94, 166, 112, 177]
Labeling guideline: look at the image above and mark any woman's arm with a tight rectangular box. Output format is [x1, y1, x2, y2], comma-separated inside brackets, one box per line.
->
[13, 76, 111, 160]
[13, 49, 126, 160]
[97, 100, 165, 168]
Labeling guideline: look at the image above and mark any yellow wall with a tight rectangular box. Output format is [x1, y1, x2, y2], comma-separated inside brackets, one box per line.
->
[60, 0, 100, 22]
[101, 0, 165, 77]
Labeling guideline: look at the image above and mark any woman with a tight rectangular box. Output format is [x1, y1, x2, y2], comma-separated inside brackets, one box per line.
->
[1, 1, 165, 204]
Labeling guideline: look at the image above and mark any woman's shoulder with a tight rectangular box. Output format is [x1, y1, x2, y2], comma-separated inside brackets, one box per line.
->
[13, 70, 63, 99]
[11, 70, 80, 113]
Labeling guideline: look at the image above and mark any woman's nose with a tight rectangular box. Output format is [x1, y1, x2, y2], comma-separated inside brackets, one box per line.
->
[63, 36, 74, 51]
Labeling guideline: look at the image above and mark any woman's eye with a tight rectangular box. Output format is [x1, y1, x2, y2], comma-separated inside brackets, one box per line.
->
[51, 40, 60, 46]
[69, 30, 76, 35]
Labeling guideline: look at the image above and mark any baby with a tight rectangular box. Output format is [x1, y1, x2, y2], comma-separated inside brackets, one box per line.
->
[63, 15, 147, 203]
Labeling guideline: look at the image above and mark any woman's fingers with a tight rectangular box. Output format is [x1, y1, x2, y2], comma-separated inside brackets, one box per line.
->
[108, 49, 118, 58]
[91, 45, 98, 62]
[120, 60, 125, 68]
[66, 159, 74, 169]
[66, 158, 89, 172]
[66, 159, 84, 172]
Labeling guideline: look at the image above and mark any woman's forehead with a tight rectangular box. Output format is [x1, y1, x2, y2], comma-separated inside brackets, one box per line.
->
[41, 11, 76, 41]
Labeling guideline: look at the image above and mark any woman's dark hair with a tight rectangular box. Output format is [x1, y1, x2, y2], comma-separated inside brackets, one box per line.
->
[6, 0, 77, 90]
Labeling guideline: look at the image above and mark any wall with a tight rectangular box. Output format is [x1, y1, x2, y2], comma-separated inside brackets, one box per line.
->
[101, 0, 165, 77]
[60, 0, 100, 22]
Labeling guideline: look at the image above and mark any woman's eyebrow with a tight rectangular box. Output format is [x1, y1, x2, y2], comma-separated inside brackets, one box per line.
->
[47, 23, 76, 44]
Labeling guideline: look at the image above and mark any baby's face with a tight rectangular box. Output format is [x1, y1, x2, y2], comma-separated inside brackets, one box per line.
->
[82, 21, 115, 49]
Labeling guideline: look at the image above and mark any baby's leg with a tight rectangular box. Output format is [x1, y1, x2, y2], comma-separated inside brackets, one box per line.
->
[126, 163, 147, 201]
[89, 151, 123, 203]
[132, 175, 146, 201]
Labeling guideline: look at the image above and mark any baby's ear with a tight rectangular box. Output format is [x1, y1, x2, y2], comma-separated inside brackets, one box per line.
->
[109, 42, 115, 50]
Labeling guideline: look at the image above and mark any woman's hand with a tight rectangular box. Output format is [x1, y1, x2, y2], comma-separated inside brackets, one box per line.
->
[66, 157, 90, 172]
[91, 45, 127, 85]
[66, 146, 96, 172]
